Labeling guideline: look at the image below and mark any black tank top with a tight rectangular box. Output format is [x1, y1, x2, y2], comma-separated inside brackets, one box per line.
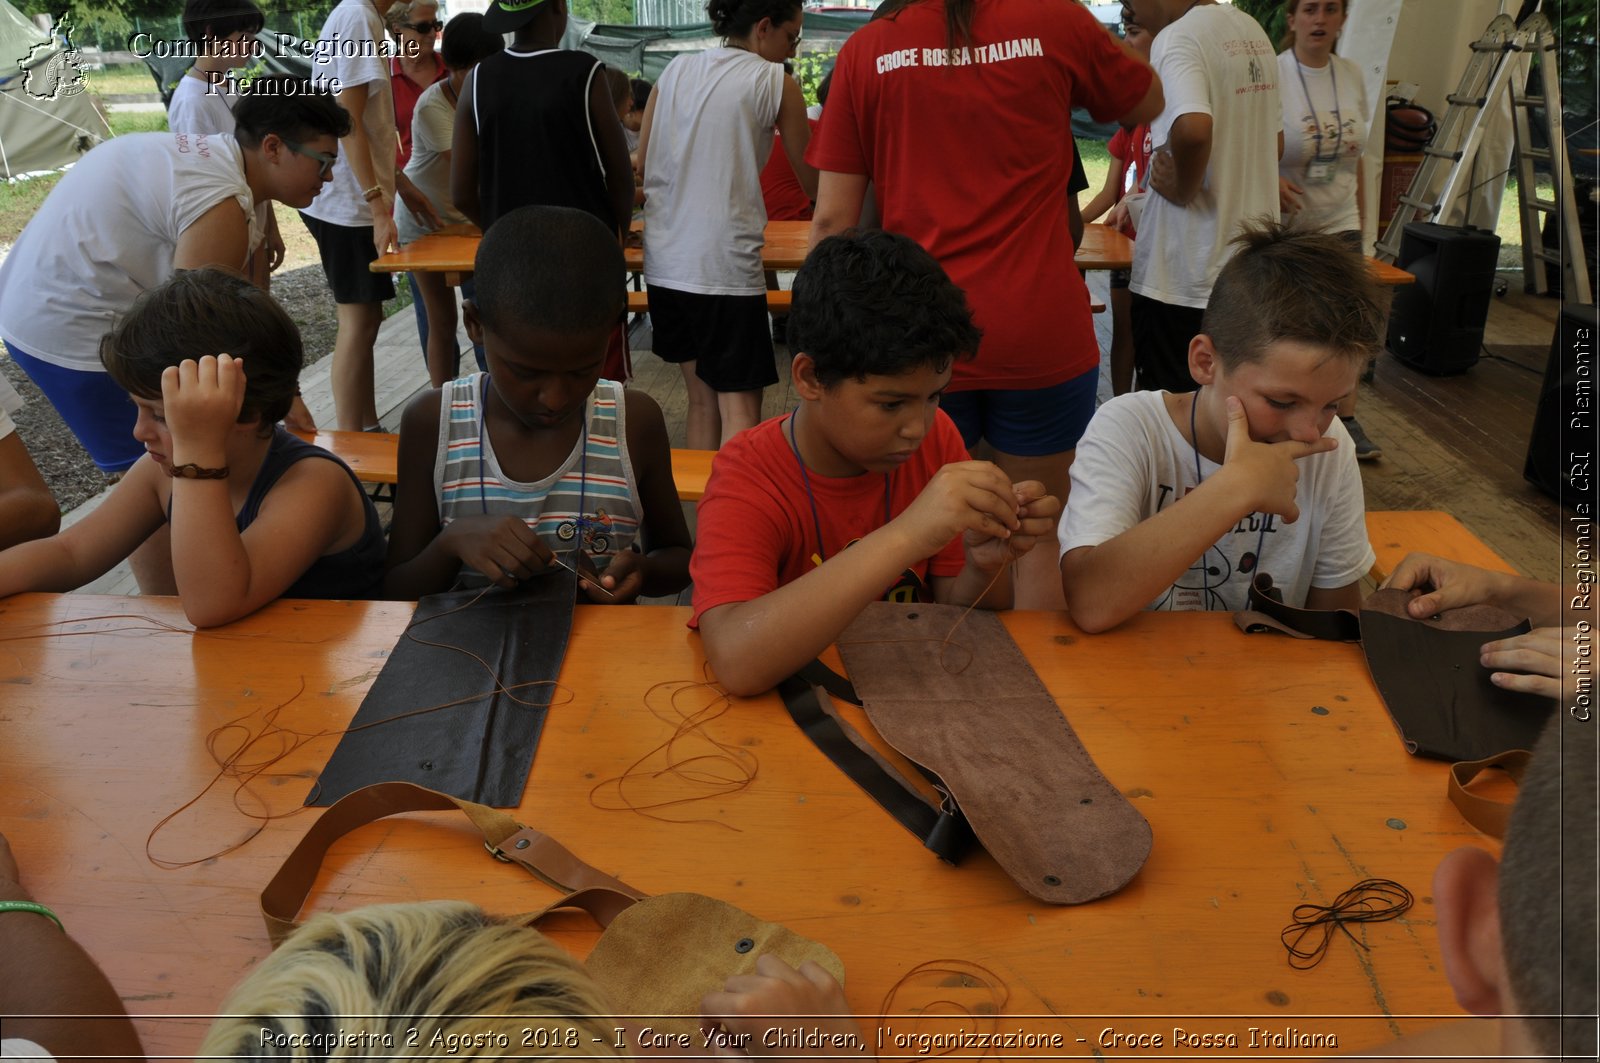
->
[473, 48, 617, 232]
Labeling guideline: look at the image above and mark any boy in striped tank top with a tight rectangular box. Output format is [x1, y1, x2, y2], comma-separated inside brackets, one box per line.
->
[384, 206, 691, 601]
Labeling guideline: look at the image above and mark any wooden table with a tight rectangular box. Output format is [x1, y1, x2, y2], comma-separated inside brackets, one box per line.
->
[2, 593, 1490, 1056]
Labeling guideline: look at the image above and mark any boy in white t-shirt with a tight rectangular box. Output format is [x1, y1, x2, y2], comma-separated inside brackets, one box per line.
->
[168, 0, 284, 290]
[1125, 0, 1281, 394]
[1058, 222, 1386, 633]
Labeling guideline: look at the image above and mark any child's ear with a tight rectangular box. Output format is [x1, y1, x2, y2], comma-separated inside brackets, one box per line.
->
[791, 352, 825, 400]
[1433, 846, 1514, 1017]
[463, 300, 484, 346]
[1188, 334, 1220, 387]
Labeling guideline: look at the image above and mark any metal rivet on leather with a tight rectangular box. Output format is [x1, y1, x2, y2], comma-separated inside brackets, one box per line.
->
[734, 937, 755, 953]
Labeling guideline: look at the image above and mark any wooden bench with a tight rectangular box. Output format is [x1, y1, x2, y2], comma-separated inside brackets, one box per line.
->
[625, 288, 1104, 314]
[298, 430, 717, 502]
[1363, 510, 1518, 584]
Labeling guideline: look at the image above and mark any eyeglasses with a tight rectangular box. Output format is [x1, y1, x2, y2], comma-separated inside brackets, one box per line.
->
[404, 19, 443, 32]
[785, 28, 803, 48]
[282, 138, 337, 179]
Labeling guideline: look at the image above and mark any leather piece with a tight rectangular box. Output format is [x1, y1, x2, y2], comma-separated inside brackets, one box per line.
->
[585, 893, 845, 1038]
[310, 574, 576, 807]
[1235, 573, 1362, 642]
[836, 602, 1151, 905]
[1360, 588, 1554, 762]
[1447, 751, 1532, 839]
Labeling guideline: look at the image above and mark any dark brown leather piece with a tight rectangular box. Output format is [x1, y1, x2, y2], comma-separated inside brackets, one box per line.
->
[1234, 573, 1361, 642]
[311, 574, 576, 807]
[836, 602, 1151, 904]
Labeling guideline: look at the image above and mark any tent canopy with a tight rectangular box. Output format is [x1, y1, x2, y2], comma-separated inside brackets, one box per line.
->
[0, 2, 109, 180]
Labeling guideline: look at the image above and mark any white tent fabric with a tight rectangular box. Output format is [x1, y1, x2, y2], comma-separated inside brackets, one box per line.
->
[0, 2, 109, 180]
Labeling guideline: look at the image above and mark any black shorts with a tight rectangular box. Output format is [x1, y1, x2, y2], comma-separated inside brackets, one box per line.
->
[1130, 292, 1204, 393]
[300, 212, 396, 305]
[647, 284, 779, 393]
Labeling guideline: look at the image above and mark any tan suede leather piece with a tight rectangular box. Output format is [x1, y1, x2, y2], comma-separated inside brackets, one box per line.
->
[836, 602, 1151, 904]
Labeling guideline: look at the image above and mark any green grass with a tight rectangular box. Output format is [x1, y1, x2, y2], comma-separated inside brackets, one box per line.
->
[82, 63, 157, 96]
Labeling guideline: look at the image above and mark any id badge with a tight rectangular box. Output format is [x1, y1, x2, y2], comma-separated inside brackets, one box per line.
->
[1305, 160, 1337, 185]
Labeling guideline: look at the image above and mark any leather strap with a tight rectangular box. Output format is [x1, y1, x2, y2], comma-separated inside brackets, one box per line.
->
[777, 668, 974, 865]
[1447, 750, 1532, 839]
[1234, 573, 1362, 642]
[261, 781, 646, 946]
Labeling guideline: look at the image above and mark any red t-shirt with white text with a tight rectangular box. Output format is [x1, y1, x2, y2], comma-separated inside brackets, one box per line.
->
[806, 0, 1152, 389]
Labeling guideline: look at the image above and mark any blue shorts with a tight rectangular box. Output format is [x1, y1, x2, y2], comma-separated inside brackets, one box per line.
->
[940, 369, 1099, 456]
[5, 341, 142, 473]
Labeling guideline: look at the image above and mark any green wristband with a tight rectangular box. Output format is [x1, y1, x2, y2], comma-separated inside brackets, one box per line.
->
[0, 899, 65, 931]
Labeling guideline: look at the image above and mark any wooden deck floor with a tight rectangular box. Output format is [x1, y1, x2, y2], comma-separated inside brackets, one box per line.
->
[69, 268, 1568, 593]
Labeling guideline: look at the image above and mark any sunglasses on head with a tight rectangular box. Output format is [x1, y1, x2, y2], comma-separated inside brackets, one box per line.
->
[405, 19, 443, 32]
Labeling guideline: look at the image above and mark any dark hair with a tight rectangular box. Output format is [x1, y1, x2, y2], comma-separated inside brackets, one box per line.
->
[440, 12, 504, 71]
[789, 230, 980, 387]
[629, 77, 652, 112]
[706, 0, 801, 40]
[816, 69, 831, 107]
[182, 0, 265, 42]
[1202, 218, 1388, 368]
[101, 268, 303, 430]
[233, 77, 352, 147]
[1501, 717, 1598, 1058]
[602, 65, 631, 108]
[874, 0, 974, 58]
[471, 206, 625, 336]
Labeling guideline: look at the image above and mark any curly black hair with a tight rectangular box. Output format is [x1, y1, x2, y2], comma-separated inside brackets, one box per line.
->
[789, 230, 981, 388]
[472, 206, 625, 335]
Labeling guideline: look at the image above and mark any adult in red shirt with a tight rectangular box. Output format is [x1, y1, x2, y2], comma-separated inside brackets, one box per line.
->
[388, 0, 447, 168]
[807, 0, 1161, 608]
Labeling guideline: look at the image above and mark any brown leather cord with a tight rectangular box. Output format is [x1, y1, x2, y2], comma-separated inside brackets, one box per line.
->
[1447, 750, 1532, 839]
[260, 781, 647, 946]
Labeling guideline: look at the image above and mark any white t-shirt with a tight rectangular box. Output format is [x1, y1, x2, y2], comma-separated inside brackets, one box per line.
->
[1278, 51, 1367, 236]
[642, 47, 783, 295]
[1057, 391, 1375, 613]
[0, 132, 259, 372]
[167, 71, 237, 134]
[302, 0, 396, 229]
[1132, 3, 1282, 309]
[2, 1038, 53, 1060]
[398, 78, 467, 245]
[0, 374, 21, 440]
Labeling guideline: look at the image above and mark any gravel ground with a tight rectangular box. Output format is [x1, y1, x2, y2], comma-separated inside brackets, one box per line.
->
[4, 262, 340, 514]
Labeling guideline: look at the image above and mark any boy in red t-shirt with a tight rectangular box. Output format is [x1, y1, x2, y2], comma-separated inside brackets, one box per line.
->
[690, 230, 1060, 696]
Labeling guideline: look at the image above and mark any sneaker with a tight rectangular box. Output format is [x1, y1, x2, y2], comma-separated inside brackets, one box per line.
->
[1341, 416, 1382, 462]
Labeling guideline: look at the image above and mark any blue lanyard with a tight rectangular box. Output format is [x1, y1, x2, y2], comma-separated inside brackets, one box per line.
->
[787, 408, 890, 564]
[1294, 54, 1344, 163]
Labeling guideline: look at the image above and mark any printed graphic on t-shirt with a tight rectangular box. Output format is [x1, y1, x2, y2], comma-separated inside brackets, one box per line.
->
[1152, 482, 1280, 611]
[872, 37, 1044, 75]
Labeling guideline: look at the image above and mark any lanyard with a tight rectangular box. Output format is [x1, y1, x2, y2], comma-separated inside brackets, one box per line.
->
[1293, 54, 1345, 163]
[787, 409, 891, 565]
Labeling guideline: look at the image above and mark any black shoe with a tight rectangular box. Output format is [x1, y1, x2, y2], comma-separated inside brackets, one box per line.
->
[1341, 416, 1382, 461]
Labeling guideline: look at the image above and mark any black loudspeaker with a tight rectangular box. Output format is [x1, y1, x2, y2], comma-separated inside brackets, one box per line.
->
[1524, 304, 1599, 509]
[1386, 222, 1502, 374]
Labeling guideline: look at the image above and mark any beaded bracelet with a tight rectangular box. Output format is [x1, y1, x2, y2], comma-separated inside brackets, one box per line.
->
[0, 899, 65, 931]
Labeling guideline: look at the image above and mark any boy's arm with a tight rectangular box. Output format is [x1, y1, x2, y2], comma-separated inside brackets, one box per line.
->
[173, 197, 252, 273]
[0, 431, 59, 550]
[581, 390, 691, 603]
[161, 356, 353, 627]
[699, 461, 1022, 696]
[450, 69, 482, 227]
[1061, 398, 1336, 633]
[0, 464, 166, 599]
[587, 69, 637, 240]
[1146, 33, 1211, 208]
[383, 388, 459, 599]
[1081, 146, 1126, 224]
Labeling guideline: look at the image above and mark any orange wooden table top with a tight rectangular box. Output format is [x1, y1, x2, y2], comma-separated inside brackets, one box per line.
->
[0, 594, 1486, 1055]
